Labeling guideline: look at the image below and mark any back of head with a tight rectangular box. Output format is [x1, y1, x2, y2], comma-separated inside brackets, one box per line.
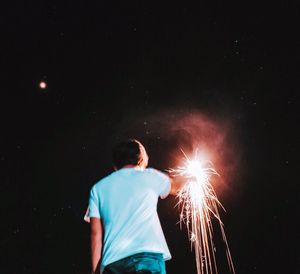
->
[112, 139, 149, 169]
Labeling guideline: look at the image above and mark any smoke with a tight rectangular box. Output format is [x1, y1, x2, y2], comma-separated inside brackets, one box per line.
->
[112, 107, 241, 193]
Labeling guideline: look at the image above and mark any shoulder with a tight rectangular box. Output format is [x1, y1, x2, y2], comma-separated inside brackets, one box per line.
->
[144, 168, 170, 181]
[91, 171, 117, 191]
[145, 168, 171, 198]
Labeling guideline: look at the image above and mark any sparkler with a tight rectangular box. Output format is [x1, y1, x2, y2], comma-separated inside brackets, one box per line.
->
[169, 150, 235, 274]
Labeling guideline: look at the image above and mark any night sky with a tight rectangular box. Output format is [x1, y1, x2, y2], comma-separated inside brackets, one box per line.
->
[1, 2, 299, 274]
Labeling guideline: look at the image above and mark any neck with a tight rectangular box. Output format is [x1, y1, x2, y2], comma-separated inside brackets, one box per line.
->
[122, 164, 139, 169]
[122, 165, 139, 168]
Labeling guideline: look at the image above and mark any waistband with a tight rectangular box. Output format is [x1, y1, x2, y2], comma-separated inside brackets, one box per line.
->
[105, 252, 164, 268]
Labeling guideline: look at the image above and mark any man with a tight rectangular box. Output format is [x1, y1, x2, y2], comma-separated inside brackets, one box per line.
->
[85, 139, 183, 274]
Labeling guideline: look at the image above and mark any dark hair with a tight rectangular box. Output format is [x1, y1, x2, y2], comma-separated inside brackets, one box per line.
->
[112, 139, 148, 169]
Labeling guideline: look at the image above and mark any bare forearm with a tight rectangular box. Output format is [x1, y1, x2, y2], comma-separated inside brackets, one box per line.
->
[169, 175, 186, 196]
[90, 218, 103, 273]
[91, 233, 102, 273]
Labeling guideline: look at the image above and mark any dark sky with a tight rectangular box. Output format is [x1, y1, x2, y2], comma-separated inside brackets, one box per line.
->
[1, 2, 299, 274]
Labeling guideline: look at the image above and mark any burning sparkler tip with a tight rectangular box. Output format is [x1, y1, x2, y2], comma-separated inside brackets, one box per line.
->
[171, 150, 235, 274]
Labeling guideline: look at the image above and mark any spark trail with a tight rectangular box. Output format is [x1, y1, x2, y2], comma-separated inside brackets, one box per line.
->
[169, 151, 235, 274]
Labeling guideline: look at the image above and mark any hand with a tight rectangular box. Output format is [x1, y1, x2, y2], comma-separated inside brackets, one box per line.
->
[169, 175, 187, 195]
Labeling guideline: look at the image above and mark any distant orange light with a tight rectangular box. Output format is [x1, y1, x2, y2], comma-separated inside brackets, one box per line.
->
[39, 81, 47, 89]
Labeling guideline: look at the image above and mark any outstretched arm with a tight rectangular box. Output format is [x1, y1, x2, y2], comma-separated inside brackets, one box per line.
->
[90, 217, 103, 274]
[169, 175, 186, 196]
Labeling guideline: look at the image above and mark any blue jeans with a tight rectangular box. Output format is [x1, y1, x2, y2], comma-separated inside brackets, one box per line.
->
[103, 252, 166, 274]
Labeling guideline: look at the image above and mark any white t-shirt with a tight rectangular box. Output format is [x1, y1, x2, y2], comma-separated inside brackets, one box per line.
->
[85, 167, 172, 270]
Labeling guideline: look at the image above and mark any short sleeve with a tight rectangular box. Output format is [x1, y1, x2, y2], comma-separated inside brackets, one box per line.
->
[84, 186, 101, 223]
[150, 169, 171, 199]
[159, 174, 171, 199]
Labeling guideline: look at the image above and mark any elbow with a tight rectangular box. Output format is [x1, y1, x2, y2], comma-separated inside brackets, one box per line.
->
[169, 184, 180, 196]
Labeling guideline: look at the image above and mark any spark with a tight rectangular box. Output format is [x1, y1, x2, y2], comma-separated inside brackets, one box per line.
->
[169, 150, 235, 274]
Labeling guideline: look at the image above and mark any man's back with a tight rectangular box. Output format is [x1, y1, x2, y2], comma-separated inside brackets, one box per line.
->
[88, 167, 171, 270]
